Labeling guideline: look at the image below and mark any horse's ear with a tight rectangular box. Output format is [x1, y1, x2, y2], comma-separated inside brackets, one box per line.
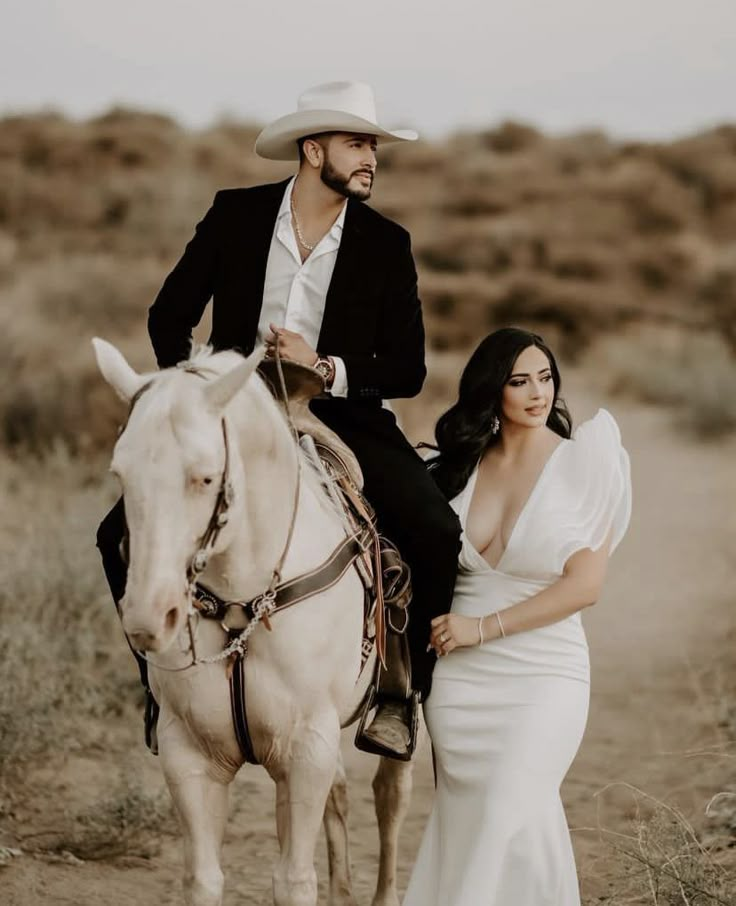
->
[203, 347, 265, 414]
[92, 338, 148, 403]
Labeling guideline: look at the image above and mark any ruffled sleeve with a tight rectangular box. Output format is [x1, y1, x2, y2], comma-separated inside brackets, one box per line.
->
[551, 409, 631, 573]
[498, 408, 632, 580]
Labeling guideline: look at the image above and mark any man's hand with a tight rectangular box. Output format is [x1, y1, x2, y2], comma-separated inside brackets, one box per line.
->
[265, 324, 318, 366]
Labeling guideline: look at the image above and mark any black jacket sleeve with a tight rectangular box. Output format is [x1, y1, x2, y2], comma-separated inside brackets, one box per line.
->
[341, 233, 426, 400]
[147, 194, 221, 368]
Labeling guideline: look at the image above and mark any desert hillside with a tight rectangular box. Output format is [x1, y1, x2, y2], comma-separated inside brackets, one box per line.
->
[0, 110, 735, 451]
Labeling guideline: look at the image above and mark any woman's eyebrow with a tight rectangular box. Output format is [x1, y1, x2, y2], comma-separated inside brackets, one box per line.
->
[509, 367, 552, 379]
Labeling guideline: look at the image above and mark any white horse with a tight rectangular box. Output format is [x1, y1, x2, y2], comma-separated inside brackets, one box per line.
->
[93, 339, 414, 906]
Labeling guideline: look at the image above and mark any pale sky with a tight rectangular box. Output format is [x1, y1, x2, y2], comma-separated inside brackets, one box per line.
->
[2, 0, 735, 139]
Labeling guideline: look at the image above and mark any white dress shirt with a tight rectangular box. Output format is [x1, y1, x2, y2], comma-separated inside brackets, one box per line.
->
[257, 177, 348, 397]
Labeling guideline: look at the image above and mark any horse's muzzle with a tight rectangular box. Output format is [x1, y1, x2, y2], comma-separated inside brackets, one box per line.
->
[127, 628, 162, 652]
[122, 599, 182, 652]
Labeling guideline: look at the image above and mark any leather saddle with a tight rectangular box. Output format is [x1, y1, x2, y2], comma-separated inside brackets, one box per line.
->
[257, 358, 418, 759]
[258, 357, 363, 486]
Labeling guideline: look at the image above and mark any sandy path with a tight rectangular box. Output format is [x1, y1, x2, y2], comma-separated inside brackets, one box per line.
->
[3, 376, 735, 905]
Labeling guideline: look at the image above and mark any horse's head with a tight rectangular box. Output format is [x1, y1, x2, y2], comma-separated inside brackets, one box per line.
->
[93, 339, 263, 653]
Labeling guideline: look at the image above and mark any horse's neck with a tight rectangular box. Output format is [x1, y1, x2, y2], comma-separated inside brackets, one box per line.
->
[207, 382, 344, 600]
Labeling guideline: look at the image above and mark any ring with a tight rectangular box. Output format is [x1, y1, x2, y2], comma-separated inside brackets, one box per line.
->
[440, 633, 448, 643]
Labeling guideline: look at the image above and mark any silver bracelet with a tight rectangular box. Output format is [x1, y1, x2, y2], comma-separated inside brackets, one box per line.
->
[477, 616, 484, 646]
[494, 611, 506, 638]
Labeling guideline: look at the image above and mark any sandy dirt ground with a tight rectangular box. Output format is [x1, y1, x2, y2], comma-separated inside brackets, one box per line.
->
[3, 375, 735, 905]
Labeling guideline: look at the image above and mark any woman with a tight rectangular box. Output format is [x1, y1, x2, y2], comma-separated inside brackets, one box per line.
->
[403, 328, 631, 906]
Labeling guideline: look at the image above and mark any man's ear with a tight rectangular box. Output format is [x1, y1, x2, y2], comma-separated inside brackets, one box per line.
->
[302, 136, 324, 168]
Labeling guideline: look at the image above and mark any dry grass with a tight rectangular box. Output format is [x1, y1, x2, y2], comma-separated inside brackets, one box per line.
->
[582, 631, 736, 905]
[0, 449, 126, 797]
[19, 771, 174, 862]
[591, 785, 736, 906]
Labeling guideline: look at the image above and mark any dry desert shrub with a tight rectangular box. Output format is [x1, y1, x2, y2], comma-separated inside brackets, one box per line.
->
[604, 156, 705, 236]
[0, 322, 134, 456]
[652, 127, 736, 225]
[482, 121, 543, 154]
[0, 109, 735, 455]
[591, 328, 736, 438]
[0, 110, 231, 258]
[594, 785, 736, 906]
[0, 252, 157, 454]
[23, 771, 174, 861]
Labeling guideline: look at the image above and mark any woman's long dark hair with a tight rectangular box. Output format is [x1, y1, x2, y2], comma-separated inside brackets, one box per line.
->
[428, 328, 573, 500]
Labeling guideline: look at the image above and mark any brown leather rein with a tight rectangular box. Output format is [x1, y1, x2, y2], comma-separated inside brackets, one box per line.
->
[126, 350, 368, 673]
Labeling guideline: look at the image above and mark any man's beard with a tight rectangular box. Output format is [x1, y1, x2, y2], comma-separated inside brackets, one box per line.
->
[320, 157, 373, 201]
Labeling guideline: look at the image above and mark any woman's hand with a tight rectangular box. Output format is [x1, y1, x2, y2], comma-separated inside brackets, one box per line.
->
[429, 613, 482, 656]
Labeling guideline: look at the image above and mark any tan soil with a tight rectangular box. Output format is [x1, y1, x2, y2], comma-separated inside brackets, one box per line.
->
[2, 376, 735, 905]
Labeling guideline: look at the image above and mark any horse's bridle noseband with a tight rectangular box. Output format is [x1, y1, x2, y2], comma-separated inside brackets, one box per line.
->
[123, 353, 303, 672]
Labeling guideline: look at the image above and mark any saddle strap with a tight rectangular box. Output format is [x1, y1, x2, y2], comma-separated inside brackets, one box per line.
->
[195, 530, 370, 629]
[224, 531, 373, 767]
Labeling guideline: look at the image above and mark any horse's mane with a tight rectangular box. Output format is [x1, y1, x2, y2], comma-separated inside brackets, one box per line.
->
[165, 345, 351, 530]
[146, 344, 274, 408]
[186, 344, 252, 375]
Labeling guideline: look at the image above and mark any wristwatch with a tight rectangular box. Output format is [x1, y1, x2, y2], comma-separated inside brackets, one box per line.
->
[313, 355, 336, 389]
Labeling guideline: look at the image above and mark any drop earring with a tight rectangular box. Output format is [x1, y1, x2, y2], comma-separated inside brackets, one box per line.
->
[491, 415, 500, 435]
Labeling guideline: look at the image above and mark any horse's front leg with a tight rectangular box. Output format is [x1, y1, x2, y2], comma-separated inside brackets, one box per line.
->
[160, 714, 235, 906]
[269, 711, 342, 906]
[372, 756, 414, 906]
[322, 749, 357, 906]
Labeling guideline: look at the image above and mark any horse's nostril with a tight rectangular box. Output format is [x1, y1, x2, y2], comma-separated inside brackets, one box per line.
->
[128, 630, 154, 651]
[165, 607, 179, 632]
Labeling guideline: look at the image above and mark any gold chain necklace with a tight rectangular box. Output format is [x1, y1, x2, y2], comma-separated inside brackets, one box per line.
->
[290, 196, 316, 251]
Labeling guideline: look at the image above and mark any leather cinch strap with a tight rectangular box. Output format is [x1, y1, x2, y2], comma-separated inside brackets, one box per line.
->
[230, 655, 258, 763]
[197, 531, 369, 765]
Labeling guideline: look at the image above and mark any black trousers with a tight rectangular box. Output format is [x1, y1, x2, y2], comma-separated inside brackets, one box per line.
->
[96, 401, 461, 698]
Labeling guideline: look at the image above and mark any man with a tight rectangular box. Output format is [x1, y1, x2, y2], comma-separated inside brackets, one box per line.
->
[97, 81, 461, 758]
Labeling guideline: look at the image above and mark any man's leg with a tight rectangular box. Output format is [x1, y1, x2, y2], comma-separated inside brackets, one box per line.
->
[311, 402, 461, 754]
[358, 443, 462, 699]
[96, 497, 158, 750]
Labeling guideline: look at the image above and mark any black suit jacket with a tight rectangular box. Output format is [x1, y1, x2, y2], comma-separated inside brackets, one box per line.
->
[147, 179, 426, 404]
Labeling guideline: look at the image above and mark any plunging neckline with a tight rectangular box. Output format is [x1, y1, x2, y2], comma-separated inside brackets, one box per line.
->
[462, 438, 567, 573]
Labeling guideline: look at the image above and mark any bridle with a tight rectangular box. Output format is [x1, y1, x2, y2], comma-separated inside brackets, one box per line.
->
[127, 349, 303, 672]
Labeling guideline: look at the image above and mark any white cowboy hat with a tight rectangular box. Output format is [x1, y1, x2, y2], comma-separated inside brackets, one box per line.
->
[255, 81, 418, 161]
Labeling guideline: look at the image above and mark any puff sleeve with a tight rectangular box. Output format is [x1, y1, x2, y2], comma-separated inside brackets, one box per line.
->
[552, 409, 632, 573]
[497, 408, 632, 580]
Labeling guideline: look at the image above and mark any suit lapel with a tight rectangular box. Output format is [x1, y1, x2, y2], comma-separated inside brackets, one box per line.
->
[237, 180, 290, 348]
[318, 199, 365, 351]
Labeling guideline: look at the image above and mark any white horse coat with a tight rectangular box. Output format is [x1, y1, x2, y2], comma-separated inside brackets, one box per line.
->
[93, 340, 413, 906]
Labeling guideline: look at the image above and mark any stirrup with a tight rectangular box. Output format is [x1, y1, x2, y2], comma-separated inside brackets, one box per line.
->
[354, 685, 420, 762]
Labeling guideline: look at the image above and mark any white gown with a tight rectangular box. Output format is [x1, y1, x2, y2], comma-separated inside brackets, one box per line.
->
[403, 409, 632, 906]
